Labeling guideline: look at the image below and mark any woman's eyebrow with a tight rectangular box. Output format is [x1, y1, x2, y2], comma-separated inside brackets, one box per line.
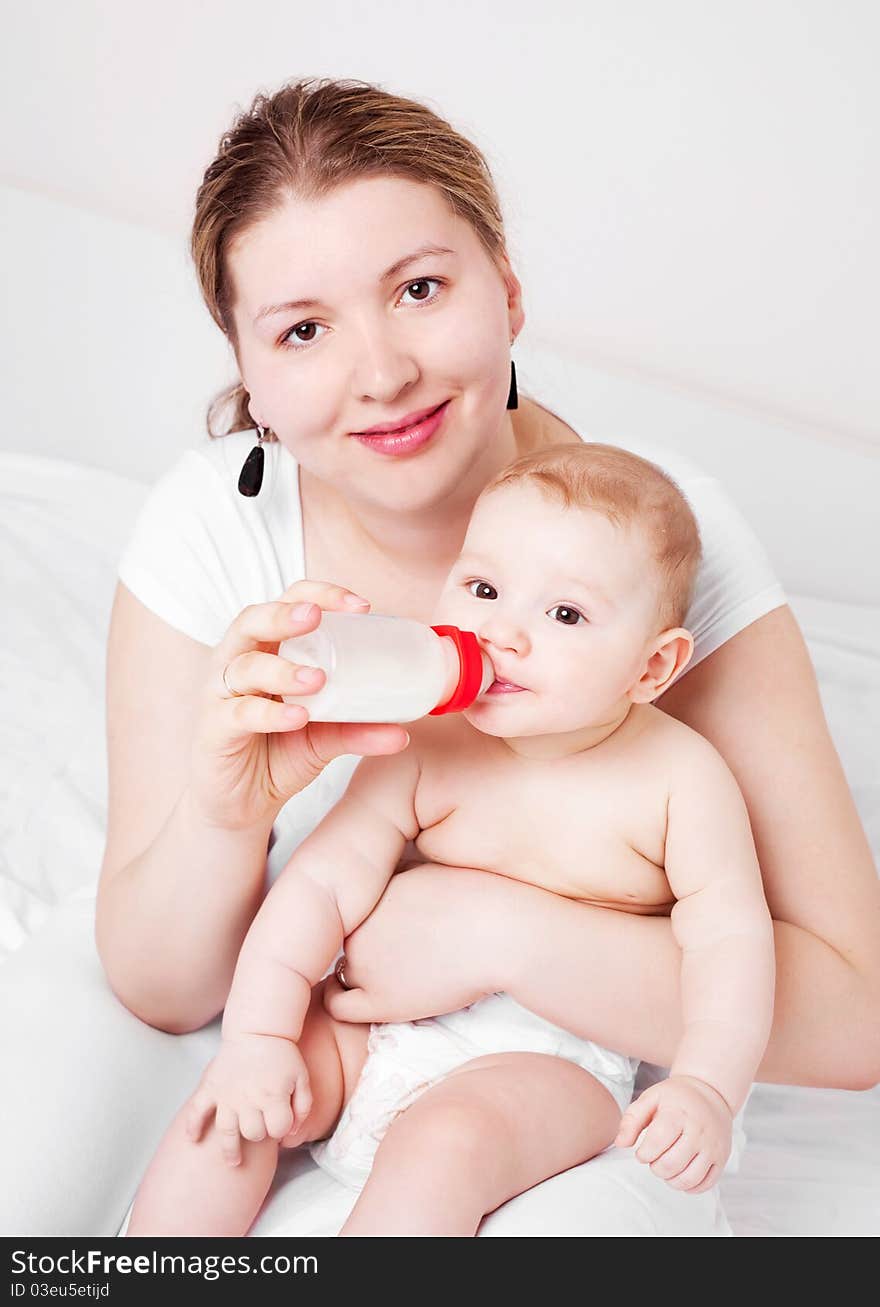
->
[253, 244, 455, 325]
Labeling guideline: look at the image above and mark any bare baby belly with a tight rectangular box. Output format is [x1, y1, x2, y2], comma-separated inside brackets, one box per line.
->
[331, 1001, 372, 1105]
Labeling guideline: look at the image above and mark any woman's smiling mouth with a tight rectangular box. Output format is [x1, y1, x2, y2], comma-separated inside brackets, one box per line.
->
[350, 401, 451, 457]
[351, 401, 448, 436]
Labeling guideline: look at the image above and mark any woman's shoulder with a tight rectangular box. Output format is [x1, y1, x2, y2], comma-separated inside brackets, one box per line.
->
[175, 428, 283, 490]
[153, 429, 302, 527]
[527, 393, 786, 667]
[139, 429, 259, 506]
[116, 430, 305, 647]
[525, 396, 711, 488]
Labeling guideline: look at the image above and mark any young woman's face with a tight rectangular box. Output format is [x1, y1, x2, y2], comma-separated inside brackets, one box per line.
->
[228, 176, 523, 515]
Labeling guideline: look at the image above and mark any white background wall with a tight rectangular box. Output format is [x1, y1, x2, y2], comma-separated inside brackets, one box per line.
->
[1, 0, 877, 599]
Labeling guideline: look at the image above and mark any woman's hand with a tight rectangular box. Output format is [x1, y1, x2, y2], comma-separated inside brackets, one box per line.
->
[188, 581, 410, 833]
[322, 862, 514, 1023]
[184, 1033, 312, 1167]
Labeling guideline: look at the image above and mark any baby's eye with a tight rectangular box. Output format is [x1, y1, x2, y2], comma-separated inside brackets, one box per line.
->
[548, 605, 586, 626]
[466, 580, 497, 600]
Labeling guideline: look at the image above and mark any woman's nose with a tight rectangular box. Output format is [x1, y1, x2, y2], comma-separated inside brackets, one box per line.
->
[350, 330, 420, 404]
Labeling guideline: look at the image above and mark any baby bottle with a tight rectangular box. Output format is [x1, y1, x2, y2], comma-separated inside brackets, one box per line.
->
[277, 611, 495, 723]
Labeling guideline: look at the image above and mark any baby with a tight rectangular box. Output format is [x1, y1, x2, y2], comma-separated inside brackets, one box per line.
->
[127, 442, 775, 1237]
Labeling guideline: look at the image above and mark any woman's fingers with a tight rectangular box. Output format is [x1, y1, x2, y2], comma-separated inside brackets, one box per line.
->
[220, 642, 327, 701]
[279, 580, 371, 611]
[205, 682, 309, 744]
[321, 978, 373, 1022]
[219, 584, 370, 671]
[210, 586, 374, 726]
[299, 720, 411, 759]
[209, 678, 413, 747]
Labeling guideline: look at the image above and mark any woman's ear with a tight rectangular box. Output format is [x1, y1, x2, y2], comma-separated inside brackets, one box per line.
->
[246, 396, 266, 429]
[628, 629, 695, 703]
[497, 250, 525, 340]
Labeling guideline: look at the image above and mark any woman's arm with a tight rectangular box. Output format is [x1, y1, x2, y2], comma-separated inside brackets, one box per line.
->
[332, 606, 880, 1090]
[657, 603, 880, 1088]
[95, 581, 272, 1036]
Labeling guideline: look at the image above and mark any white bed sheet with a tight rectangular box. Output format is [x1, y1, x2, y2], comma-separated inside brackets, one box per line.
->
[2, 450, 878, 1237]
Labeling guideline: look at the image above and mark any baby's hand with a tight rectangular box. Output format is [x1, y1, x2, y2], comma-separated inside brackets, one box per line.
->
[614, 1074, 733, 1194]
[184, 1033, 312, 1167]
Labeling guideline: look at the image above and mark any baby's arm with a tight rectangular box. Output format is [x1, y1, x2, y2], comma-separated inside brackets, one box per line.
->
[223, 743, 421, 1045]
[185, 744, 420, 1159]
[615, 736, 775, 1189]
[662, 737, 776, 1116]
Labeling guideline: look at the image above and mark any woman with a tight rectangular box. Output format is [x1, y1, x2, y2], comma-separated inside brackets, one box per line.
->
[5, 77, 877, 1238]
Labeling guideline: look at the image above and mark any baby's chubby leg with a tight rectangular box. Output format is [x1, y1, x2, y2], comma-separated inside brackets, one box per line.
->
[126, 978, 369, 1236]
[340, 1051, 623, 1237]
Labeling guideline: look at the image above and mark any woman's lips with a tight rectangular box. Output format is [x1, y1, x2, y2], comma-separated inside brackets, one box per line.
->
[354, 401, 445, 435]
[350, 400, 450, 456]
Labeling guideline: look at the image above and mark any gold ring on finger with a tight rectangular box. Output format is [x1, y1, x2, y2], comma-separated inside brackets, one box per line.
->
[221, 662, 245, 699]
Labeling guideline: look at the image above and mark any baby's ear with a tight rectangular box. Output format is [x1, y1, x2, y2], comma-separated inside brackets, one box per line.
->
[629, 629, 694, 703]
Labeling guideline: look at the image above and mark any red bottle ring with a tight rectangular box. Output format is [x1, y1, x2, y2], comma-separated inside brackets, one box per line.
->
[428, 626, 484, 715]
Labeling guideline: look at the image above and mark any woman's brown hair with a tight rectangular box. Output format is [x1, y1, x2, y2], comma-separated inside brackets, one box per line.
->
[191, 77, 509, 438]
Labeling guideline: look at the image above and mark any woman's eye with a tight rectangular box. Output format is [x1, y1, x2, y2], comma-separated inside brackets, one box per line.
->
[400, 278, 443, 306]
[466, 580, 497, 600]
[548, 605, 586, 626]
[279, 279, 442, 349]
[279, 321, 327, 350]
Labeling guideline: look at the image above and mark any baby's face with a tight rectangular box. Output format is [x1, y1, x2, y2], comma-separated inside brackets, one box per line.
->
[432, 482, 665, 738]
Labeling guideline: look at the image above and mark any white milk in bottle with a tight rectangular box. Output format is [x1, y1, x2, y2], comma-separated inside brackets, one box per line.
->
[278, 611, 494, 722]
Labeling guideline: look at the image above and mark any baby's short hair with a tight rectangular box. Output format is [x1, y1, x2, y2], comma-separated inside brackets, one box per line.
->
[482, 442, 702, 631]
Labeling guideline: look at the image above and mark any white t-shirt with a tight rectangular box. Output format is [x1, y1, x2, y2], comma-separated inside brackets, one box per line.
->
[117, 421, 786, 1169]
[117, 421, 786, 873]
[117, 423, 786, 879]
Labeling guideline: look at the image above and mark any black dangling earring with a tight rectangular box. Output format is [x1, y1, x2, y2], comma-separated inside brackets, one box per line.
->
[238, 424, 273, 497]
[506, 358, 518, 410]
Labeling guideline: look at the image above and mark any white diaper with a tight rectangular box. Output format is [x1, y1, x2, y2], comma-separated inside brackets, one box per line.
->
[309, 992, 639, 1190]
